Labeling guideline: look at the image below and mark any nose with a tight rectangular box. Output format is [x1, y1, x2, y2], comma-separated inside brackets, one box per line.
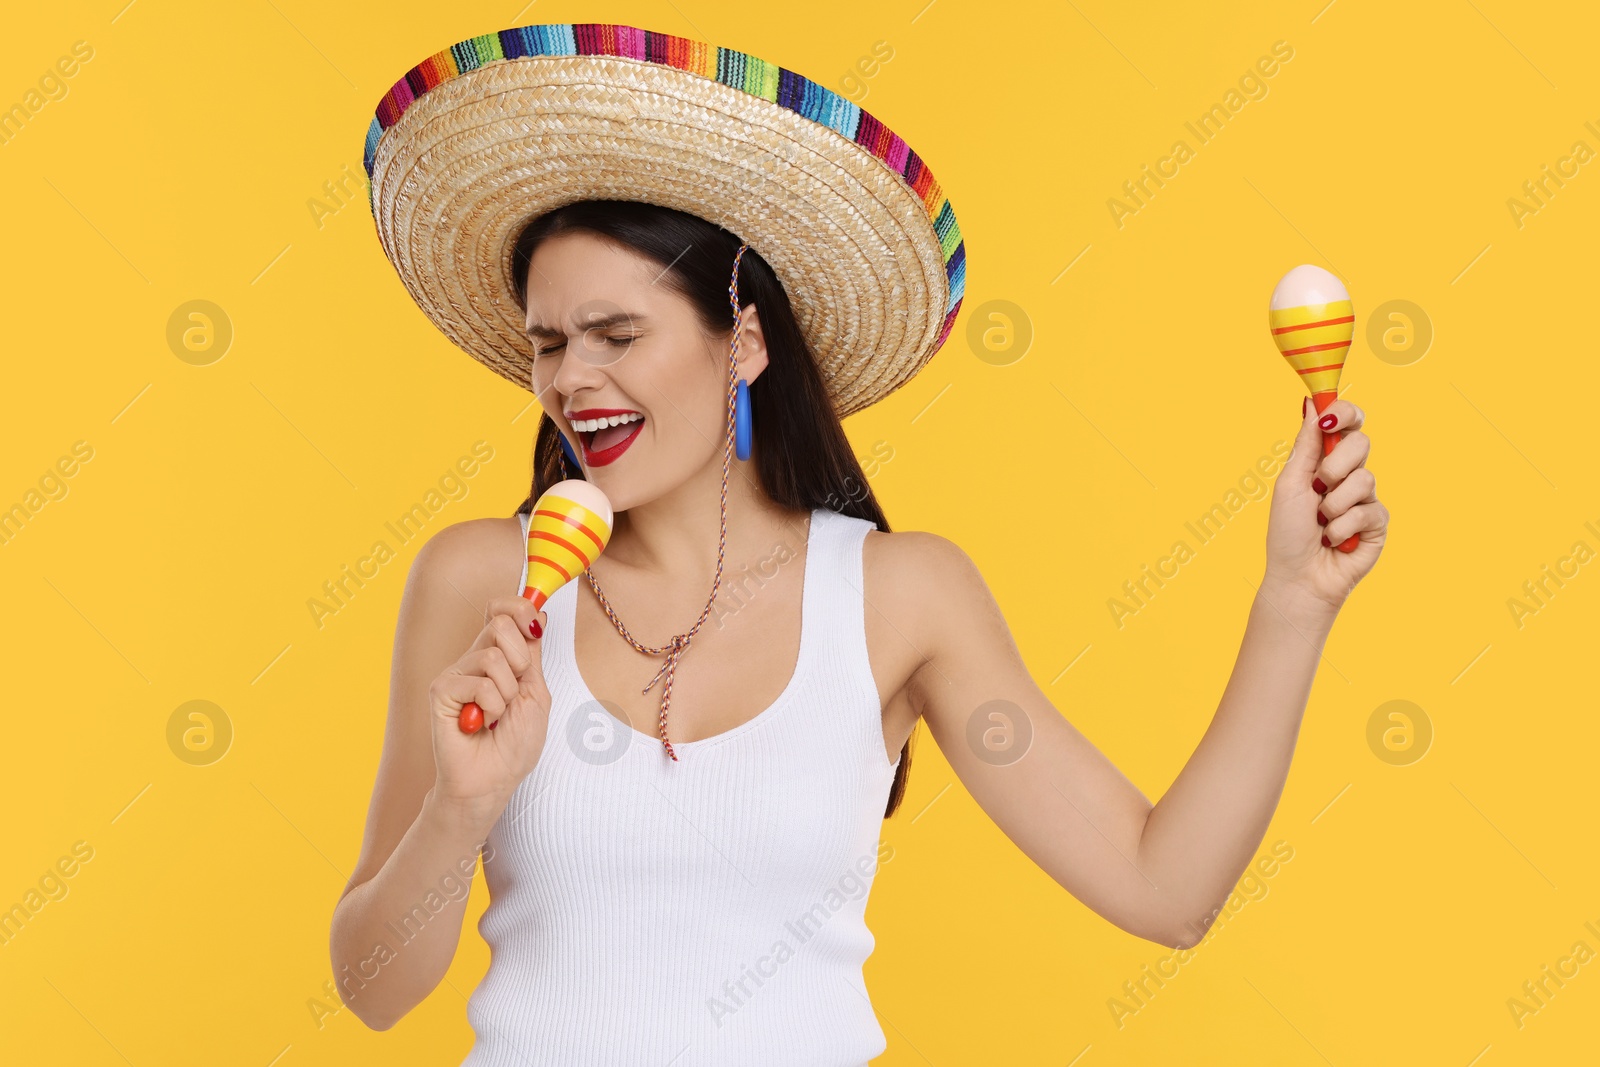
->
[539, 345, 611, 404]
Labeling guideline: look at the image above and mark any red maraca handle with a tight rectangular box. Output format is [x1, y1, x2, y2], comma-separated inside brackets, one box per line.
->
[1311, 393, 1359, 553]
[459, 587, 540, 733]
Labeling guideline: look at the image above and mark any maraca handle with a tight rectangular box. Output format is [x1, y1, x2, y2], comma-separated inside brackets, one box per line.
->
[459, 702, 488, 734]
[1317, 430, 1360, 553]
[459, 586, 540, 734]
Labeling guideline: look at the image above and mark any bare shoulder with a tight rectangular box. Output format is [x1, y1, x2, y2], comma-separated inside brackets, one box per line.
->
[860, 526, 1001, 678]
[861, 526, 991, 611]
[406, 513, 525, 606]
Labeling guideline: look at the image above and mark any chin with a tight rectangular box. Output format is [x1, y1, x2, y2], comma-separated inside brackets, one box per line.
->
[577, 452, 705, 515]
[575, 468, 647, 513]
[572, 418, 730, 508]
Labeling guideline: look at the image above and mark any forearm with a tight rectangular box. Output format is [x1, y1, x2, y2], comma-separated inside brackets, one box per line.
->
[329, 790, 498, 1029]
[1136, 578, 1335, 947]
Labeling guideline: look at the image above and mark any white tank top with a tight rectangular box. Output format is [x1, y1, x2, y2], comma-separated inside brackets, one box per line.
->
[461, 505, 902, 1067]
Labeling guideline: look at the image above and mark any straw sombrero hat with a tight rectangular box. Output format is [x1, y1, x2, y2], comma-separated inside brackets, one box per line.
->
[361, 23, 966, 418]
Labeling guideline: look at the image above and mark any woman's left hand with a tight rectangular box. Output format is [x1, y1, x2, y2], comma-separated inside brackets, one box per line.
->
[1262, 396, 1388, 623]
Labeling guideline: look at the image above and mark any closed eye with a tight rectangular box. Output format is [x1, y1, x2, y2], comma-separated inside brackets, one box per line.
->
[533, 335, 638, 357]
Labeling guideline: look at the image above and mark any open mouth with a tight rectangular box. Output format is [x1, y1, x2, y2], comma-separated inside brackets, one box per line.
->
[571, 411, 645, 467]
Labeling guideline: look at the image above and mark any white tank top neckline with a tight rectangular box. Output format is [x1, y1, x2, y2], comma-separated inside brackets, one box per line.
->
[461, 503, 900, 1067]
[556, 506, 824, 757]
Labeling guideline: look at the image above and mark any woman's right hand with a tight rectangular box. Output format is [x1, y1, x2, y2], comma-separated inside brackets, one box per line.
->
[427, 595, 551, 829]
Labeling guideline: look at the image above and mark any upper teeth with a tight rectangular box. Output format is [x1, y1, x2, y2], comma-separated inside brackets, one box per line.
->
[570, 413, 643, 433]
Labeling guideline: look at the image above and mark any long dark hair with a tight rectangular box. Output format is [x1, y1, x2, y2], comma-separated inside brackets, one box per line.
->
[507, 199, 912, 817]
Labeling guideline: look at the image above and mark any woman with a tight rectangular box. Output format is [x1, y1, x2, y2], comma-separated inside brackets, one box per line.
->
[331, 23, 1387, 1066]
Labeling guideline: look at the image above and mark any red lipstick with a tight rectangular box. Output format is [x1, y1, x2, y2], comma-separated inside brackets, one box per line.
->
[565, 408, 639, 420]
[582, 421, 643, 466]
[567, 408, 645, 467]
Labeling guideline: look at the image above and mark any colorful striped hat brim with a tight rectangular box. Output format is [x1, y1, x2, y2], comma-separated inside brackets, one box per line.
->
[362, 23, 965, 418]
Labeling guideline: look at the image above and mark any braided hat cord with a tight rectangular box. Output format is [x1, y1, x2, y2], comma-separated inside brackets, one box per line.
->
[568, 244, 750, 761]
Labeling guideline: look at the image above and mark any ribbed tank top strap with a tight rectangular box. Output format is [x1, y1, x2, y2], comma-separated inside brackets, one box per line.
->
[517, 506, 572, 733]
[799, 508, 891, 766]
[802, 507, 871, 667]
[516, 507, 531, 588]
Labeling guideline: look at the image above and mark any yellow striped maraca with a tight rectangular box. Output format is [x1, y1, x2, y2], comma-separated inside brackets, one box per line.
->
[459, 479, 614, 734]
[1268, 265, 1359, 553]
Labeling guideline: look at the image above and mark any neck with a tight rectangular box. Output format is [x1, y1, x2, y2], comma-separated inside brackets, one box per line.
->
[599, 450, 809, 593]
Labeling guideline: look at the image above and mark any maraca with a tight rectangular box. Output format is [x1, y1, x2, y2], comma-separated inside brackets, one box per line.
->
[1268, 264, 1359, 553]
[459, 479, 614, 734]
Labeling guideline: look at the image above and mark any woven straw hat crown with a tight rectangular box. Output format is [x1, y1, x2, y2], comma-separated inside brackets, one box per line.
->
[363, 23, 966, 417]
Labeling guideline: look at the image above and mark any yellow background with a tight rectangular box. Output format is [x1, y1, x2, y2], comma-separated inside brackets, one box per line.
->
[3, 0, 1596, 1063]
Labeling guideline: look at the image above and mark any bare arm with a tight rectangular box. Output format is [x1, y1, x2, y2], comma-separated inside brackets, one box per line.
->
[1133, 579, 1330, 946]
[889, 397, 1385, 949]
[1141, 397, 1385, 944]
[329, 518, 548, 1030]
[330, 790, 498, 1029]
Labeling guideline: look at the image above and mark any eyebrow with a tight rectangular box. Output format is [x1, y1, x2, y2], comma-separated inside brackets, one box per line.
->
[524, 313, 646, 339]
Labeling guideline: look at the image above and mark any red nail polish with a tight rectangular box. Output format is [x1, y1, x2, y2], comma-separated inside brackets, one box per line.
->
[1321, 534, 1332, 548]
[530, 619, 543, 639]
[1319, 414, 1337, 430]
[1316, 511, 1328, 526]
[1312, 477, 1327, 494]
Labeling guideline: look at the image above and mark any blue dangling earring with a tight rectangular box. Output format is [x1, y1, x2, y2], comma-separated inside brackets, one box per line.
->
[734, 377, 753, 460]
[727, 241, 755, 461]
[557, 431, 581, 471]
